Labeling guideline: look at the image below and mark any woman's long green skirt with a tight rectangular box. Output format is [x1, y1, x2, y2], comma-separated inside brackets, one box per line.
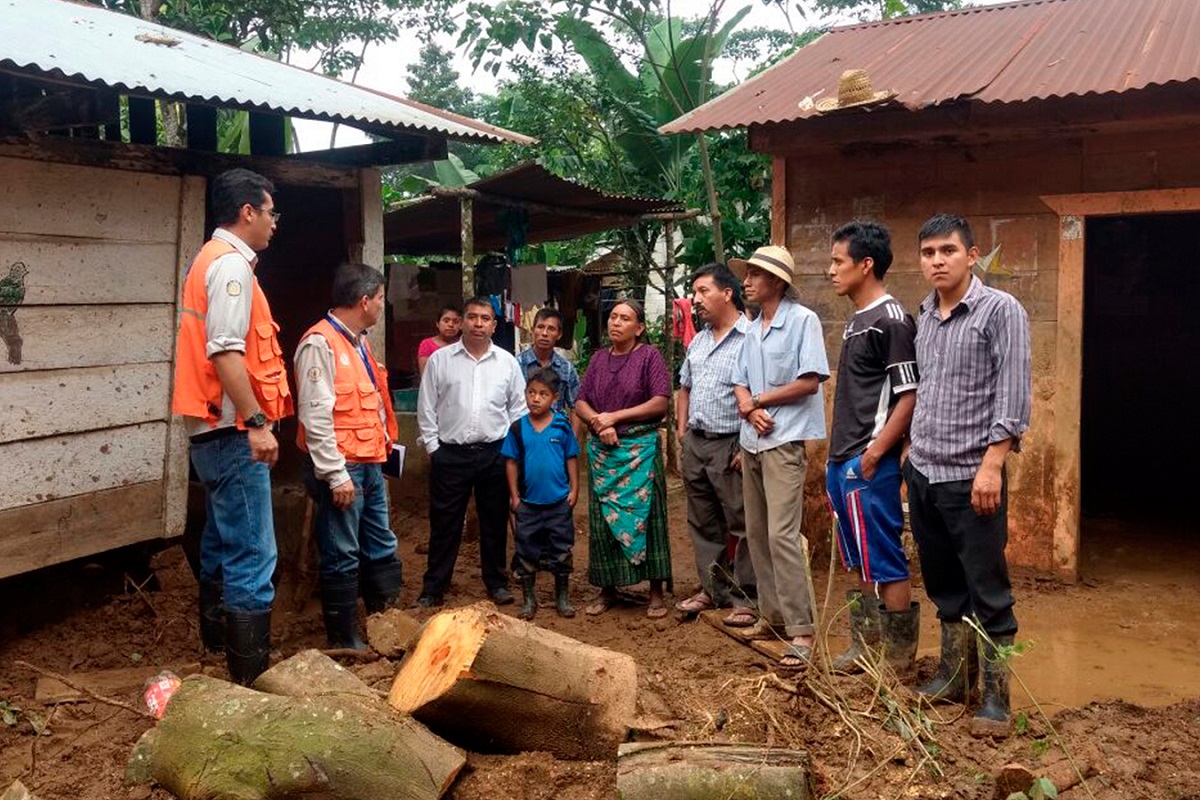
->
[586, 440, 672, 588]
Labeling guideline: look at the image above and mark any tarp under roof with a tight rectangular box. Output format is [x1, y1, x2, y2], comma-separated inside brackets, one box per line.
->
[662, 0, 1200, 134]
[0, 0, 533, 145]
[384, 162, 685, 256]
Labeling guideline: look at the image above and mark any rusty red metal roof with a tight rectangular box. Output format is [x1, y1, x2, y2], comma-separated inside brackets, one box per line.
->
[662, 0, 1200, 134]
[384, 162, 684, 256]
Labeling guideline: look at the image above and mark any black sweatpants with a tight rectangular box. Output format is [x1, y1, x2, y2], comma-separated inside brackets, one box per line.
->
[903, 461, 1017, 637]
[511, 498, 575, 577]
[423, 441, 509, 596]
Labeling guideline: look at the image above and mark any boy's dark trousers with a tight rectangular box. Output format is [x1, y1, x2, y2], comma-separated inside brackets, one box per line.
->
[424, 441, 509, 596]
[511, 498, 574, 577]
[903, 461, 1017, 637]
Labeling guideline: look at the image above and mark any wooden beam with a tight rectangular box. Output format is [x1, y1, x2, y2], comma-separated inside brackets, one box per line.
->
[0, 89, 120, 132]
[0, 132, 359, 188]
[770, 154, 787, 246]
[185, 104, 218, 152]
[294, 135, 448, 167]
[460, 197, 474, 299]
[249, 111, 286, 156]
[749, 83, 1200, 154]
[429, 184, 690, 223]
[1040, 187, 1200, 217]
[127, 97, 157, 145]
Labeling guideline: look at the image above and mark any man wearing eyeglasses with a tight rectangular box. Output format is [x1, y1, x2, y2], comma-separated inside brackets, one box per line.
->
[173, 168, 292, 686]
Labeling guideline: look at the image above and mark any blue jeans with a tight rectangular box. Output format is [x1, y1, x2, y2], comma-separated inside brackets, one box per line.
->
[190, 431, 277, 612]
[306, 461, 397, 580]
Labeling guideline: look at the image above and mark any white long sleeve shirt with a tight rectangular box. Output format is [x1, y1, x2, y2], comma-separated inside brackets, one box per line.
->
[417, 340, 527, 454]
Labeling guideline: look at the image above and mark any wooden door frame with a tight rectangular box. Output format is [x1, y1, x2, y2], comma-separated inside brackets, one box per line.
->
[1040, 188, 1200, 580]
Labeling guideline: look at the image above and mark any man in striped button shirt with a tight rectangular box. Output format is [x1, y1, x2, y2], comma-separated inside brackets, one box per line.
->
[904, 213, 1031, 738]
[674, 263, 757, 622]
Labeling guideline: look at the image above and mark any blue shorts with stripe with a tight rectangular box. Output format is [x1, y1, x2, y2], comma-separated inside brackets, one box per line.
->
[826, 451, 909, 585]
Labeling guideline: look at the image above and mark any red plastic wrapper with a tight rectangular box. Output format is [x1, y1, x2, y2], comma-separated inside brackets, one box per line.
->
[141, 670, 182, 719]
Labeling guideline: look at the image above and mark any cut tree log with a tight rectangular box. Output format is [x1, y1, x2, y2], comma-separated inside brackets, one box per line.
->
[365, 608, 422, 658]
[616, 742, 813, 800]
[389, 602, 637, 760]
[127, 651, 466, 800]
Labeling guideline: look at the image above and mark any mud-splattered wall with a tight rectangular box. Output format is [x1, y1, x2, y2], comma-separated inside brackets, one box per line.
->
[764, 126, 1200, 577]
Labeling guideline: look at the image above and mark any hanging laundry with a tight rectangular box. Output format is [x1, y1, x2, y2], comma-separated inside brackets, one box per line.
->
[673, 298, 698, 348]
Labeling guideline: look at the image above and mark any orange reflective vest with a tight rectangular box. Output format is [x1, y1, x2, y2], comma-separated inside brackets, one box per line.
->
[172, 238, 293, 427]
[296, 317, 398, 463]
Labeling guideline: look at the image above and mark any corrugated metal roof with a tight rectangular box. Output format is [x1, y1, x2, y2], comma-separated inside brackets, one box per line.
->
[385, 162, 684, 255]
[0, 0, 534, 145]
[662, 0, 1200, 134]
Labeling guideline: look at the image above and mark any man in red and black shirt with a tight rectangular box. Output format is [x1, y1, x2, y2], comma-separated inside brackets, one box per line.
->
[826, 221, 920, 678]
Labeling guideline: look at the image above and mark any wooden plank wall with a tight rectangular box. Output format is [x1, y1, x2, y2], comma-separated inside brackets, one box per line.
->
[774, 125, 1200, 575]
[0, 156, 202, 578]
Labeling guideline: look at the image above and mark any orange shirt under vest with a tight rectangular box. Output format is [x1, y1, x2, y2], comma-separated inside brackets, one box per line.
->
[296, 317, 398, 463]
[172, 238, 293, 427]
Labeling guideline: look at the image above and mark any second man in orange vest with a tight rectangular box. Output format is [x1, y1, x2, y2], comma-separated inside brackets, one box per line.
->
[295, 263, 401, 649]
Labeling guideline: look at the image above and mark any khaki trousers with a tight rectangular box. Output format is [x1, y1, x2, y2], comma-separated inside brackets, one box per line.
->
[742, 442, 817, 637]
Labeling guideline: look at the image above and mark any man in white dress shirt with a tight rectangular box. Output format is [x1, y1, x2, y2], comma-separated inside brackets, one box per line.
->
[417, 296, 527, 607]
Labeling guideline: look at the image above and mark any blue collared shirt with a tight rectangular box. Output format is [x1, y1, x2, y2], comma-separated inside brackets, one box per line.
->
[734, 299, 830, 453]
[680, 315, 749, 435]
[516, 347, 581, 415]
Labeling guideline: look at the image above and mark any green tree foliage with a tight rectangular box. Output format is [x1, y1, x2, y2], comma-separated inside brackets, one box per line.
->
[814, 0, 961, 22]
[88, 0, 456, 74]
[405, 44, 479, 116]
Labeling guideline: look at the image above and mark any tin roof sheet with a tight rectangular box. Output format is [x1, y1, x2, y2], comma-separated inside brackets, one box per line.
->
[0, 0, 534, 145]
[662, 0, 1200, 134]
[384, 162, 684, 255]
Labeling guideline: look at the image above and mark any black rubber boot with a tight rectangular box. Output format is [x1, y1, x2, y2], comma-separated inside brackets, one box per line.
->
[554, 573, 576, 618]
[970, 635, 1013, 737]
[321, 574, 366, 650]
[198, 580, 225, 653]
[361, 558, 404, 615]
[915, 620, 976, 703]
[517, 573, 537, 620]
[225, 609, 271, 687]
[831, 589, 880, 673]
[879, 602, 921, 679]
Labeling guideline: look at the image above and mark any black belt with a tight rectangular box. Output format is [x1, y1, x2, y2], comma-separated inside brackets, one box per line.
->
[438, 440, 502, 450]
[690, 428, 737, 440]
[190, 426, 243, 445]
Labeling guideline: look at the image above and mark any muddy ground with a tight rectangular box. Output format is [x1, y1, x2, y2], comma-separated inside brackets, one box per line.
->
[1, 479, 1198, 799]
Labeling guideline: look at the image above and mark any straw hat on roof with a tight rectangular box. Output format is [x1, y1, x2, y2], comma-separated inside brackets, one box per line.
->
[815, 68, 896, 113]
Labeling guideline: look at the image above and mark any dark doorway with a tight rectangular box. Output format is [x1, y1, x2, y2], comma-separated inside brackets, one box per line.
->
[1081, 213, 1200, 565]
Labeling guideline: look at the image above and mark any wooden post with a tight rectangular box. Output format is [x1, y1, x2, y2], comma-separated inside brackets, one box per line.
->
[663, 219, 680, 475]
[460, 197, 474, 299]
[248, 112, 286, 157]
[127, 97, 156, 145]
[184, 105, 217, 152]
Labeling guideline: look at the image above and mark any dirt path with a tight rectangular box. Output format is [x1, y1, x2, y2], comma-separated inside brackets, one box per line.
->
[1, 478, 1198, 799]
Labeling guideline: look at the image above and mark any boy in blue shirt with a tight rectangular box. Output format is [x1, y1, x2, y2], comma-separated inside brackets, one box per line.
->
[502, 368, 580, 620]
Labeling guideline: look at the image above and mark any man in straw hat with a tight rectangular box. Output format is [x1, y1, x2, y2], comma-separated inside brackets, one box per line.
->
[729, 245, 830, 668]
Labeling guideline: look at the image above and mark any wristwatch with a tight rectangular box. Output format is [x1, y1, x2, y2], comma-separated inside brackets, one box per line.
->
[243, 411, 268, 429]
[751, 393, 762, 410]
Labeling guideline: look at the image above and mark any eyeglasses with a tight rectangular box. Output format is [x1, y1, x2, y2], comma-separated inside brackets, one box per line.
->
[251, 205, 281, 223]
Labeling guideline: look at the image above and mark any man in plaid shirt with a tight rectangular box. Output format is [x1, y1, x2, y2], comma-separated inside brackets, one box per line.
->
[674, 263, 757, 624]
